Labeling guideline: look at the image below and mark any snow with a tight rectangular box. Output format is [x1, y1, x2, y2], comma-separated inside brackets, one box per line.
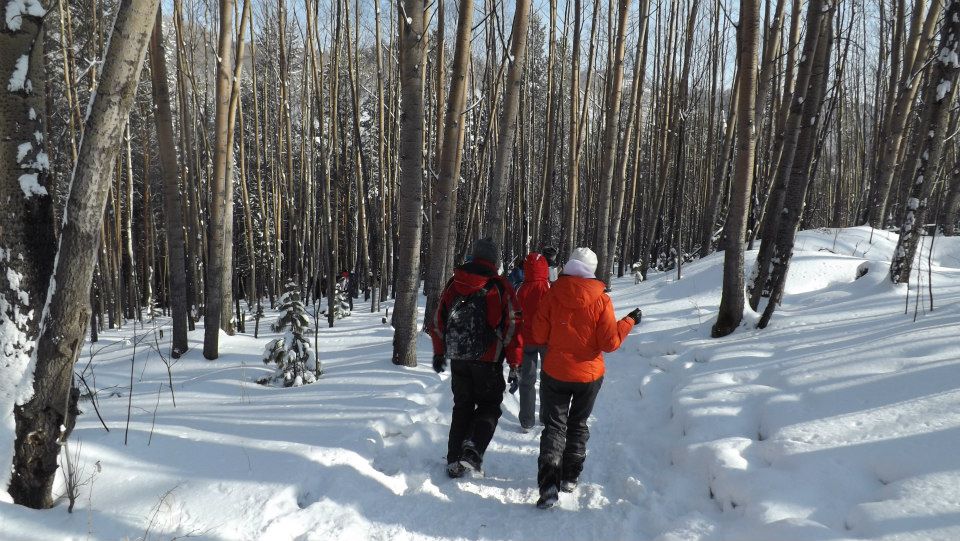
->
[17, 173, 47, 198]
[937, 45, 960, 69]
[937, 79, 952, 101]
[2, 227, 960, 540]
[15, 142, 31, 164]
[4, 0, 44, 31]
[0, 261, 36, 498]
[7, 54, 30, 93]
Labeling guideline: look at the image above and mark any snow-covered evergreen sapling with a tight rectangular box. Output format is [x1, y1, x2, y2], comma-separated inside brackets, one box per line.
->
[334, 277, 351, 319]
[260, 282, 321, 387]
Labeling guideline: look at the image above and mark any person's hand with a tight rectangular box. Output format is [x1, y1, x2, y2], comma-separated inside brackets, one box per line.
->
[433, 354, 447, 374]
[627, 308, 642, 324]
[507, 367, 520, 394]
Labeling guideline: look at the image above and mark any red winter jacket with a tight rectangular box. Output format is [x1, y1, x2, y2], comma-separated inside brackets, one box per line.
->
[428, 259, 523, 368]
[516, 252, 550, 345]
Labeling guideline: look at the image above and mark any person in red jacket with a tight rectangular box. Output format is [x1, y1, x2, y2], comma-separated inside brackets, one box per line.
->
[428, 238, 523, 478]
[515, 252, 551, 430]
[530, 247, 641, 508]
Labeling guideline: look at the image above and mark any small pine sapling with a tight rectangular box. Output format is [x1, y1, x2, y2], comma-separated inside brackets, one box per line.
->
[334, 276, 352, 319]
[260, 281, 322, 387]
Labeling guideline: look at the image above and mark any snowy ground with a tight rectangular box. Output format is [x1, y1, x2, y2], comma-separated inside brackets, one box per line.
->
[2, 227, 960, 540]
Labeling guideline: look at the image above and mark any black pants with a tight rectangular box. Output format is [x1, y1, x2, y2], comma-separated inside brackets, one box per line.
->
[537, 372, 603, 493]
[447, 359, 506, 464]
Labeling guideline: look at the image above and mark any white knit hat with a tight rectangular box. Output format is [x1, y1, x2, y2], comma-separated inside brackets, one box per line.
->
[565, 247, 598, 278]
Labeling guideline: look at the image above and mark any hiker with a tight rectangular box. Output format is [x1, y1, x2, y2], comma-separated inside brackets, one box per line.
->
[428, 238, 523, 478]
[508, 256, 525, 289]
[541, 246, 560, 282]
[515, 252, 551, 431]
[530, 247, 641, 508]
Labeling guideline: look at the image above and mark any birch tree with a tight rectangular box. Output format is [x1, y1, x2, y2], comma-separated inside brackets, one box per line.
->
[391, 0, 426, 367]
[10, 0, 160, 508]
[712, 0, 760, 338]
[890, 0, 960, 283]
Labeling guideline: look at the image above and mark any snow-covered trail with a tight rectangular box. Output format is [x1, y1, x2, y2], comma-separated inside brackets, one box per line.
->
[0, 298, 700, 541]
[2, 227, 960, 540]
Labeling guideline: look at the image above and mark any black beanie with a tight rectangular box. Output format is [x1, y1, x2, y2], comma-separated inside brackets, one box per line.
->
[472, 237, 499, 265]
[541, 246, 558, 266]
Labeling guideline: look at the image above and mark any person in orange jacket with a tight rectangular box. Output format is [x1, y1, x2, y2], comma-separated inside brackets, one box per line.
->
[515, 252, 551, 430]
[529, 247, 641, 508]
[428, 238, 523, 478]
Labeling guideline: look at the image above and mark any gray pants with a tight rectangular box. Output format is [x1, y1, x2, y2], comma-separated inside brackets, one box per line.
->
[519, 346, 546, 428]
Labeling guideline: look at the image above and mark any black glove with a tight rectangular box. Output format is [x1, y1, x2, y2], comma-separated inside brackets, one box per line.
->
[507, 367, 520, 394]
[627, 308, 642, 324]
[433, 354, 447, 374]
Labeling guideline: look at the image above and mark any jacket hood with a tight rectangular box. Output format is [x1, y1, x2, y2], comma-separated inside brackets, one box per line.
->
[522, 252, 549, 283]
[550, 275, 606, 309]
[452, 260, 497, 296]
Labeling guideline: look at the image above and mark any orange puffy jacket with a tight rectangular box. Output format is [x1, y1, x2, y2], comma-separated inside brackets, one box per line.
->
[516, 252, 550, 345]
[531, 275, 635, 383]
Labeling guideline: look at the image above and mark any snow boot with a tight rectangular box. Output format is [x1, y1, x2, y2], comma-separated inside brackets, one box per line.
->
[536, 485, 559, 509]
[460, 440, 483, 473]
[446, 462, 466, 478]
[560, 479, 578, 493]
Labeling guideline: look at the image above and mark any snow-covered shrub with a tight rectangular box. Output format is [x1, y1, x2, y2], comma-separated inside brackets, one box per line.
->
[259, 281, 321, 387]
[334, 277, 351, 319]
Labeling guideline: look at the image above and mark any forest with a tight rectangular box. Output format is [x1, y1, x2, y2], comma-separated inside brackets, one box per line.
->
[2, 0, 960, 536]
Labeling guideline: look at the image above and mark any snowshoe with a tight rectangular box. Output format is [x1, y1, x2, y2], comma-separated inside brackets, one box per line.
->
[536, 486, 560, 509]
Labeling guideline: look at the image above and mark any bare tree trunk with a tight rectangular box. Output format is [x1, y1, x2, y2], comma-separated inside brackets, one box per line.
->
[562, 0, 584, 256]
[943, 162, 960, 235]
[391, 0, 426, 367]
[1, 0, 58, 508]
[890, 0, 960, 282]
[864, 0, 942, 227]
[217, 0, 250, 335]
[758, 6, 835, 328]
[372, 0, 388, 311]
[203, 0, 236, 359]
[608, 0, 650, 279]
[712, 0, 759, 338]
[12, 0, 159, 508]
[485, 0, 532, 252]
[425, 0, 474, 325]
[595, 0, 633, 285]
[148, 5, 189, 357]
[748, 0, 828, 309]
